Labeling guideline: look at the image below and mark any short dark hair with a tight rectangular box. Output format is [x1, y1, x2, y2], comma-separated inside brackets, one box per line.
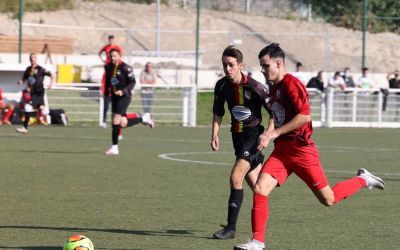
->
[108, 35, 114, 39]
[296, 62, 303, 68]
[362, 67, 369, 71]
[109, 48, 120, 55]
[222, 45, 243, 63]
[258, 43, 285, 63]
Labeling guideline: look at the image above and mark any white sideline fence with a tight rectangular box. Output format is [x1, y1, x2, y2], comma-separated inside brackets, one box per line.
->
[47, 83, 197, 127]
[3, 86, 400, 128]
[308, 88, 400, 128]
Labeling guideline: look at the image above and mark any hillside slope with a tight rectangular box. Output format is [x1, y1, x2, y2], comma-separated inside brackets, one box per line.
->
[0, 1, 399, 73]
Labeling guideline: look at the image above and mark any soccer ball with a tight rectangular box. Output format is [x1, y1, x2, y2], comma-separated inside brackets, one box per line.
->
[63, 234, 94, 250]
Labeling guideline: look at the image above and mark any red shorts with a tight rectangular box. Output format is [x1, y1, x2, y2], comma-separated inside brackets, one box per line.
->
[261, 140, 328, 190]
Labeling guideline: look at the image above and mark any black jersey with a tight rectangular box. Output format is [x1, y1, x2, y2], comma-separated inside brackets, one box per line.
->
[22, 65, 51, 95]
[104, 61, 136, 98]
[213, 73, 270, 133]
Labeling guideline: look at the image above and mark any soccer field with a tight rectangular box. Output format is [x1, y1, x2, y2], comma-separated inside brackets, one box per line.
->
[0, 126, 399, 250]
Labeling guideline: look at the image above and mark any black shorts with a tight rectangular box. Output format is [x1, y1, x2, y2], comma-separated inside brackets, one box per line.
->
[231, 125, 265, 170]
[29, 93, 45, 108]
[112, 96, 131, 115]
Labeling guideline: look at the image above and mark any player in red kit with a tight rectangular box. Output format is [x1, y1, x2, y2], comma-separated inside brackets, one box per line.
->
[234, 43, 385, 250]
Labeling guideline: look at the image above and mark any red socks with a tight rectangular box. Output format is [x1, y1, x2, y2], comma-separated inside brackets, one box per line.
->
[250, 177, 367, 243]
[126, 112, 139, 119]
[252, 193, 269, 243]
[333, 177, 366, 204]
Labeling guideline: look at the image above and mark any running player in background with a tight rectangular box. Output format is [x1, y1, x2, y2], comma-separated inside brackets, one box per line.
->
[99, 35, 123, 128]
[234, 43, 385, 250]
[104, 49, 154, 155]
[16, 53, 54, 133]
[211, 46, 269, 240]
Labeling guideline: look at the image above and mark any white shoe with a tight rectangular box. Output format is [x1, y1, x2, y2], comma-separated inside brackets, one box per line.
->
[357, 168, 385, 190]
[16, 127, 28, 134]
[142, 113, 155, 128]
[234, 240, 265, 250]
[100, 122, 107, 128]
[104, 147, 119, 155]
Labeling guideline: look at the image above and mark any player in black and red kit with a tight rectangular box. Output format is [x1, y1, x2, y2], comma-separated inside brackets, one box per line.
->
[16, 53, 54, 133]
[104, 49, 153, 155]
[211, 46, 270, 240]
[99, 35, 123, 128]
[234, 43, 385, 250]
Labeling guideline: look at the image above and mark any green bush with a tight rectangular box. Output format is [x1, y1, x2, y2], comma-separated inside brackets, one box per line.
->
[0, 0, 73, 18]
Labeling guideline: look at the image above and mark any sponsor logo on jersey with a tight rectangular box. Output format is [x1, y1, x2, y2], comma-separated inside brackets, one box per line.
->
[244, 90, 251, 100]
[232, 105, 251, 121]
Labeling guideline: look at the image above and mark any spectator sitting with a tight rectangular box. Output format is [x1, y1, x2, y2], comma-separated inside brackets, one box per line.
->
[328, 71, 346, 91]
[341, 67, 355, 88]
[0, 87, 14, 125]
[306, 71, 324, 92]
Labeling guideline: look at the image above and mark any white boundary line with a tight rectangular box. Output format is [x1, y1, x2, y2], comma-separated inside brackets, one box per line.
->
[158, 151, 400, 176]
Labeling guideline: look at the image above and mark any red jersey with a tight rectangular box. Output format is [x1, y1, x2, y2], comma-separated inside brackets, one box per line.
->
[0, 88, 3, 101]
[267, 73, 313, 145]
[99, 44, 122, 64]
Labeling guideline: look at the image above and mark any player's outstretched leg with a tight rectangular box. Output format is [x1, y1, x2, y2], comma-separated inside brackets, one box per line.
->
[357, 168, 385, 190]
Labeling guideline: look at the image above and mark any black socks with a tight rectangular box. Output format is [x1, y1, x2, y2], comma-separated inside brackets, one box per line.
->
[112, 124, 120, 144]
[227, 188, 243, 230]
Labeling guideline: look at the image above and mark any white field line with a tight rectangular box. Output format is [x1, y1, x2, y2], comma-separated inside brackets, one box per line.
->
[158, 151, 400, 176]
[0, 131, 398, 152]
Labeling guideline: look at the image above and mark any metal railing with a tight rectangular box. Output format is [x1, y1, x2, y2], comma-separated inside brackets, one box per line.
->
[308, 88, 400, 128]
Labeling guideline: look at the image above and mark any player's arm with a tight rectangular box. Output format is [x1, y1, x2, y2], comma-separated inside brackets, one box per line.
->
[274, 114, 310, 137]
[257, 118, 274, 150]
[211, 114, 222, 151]
[120, 66, 136, 96]
[45, 70, 55, 89]
[258, 114, 310, 150]
[211, 81, 225, 151]
[18, 69, 28, 85]
[98, 47, 106, 62]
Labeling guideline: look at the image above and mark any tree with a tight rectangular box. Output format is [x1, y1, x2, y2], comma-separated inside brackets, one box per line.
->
[305, 0, 400, 33]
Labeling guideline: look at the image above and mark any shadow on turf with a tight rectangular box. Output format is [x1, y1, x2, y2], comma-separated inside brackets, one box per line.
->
[0, 225, 199, 238]
[0, 247, 60, 250]
[0, 246, 139, 250]
[2, 149, 98, 155]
